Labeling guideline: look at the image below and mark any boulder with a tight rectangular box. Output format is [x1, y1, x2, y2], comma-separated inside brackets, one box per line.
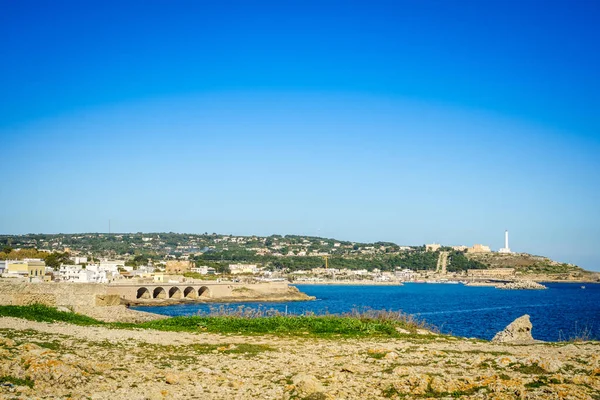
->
[492, 315, 534, 344]
[292, 373, 325, 395]
[165, 373, 179, 385]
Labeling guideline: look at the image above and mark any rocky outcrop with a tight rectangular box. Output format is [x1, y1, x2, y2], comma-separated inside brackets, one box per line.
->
[496, 281, 547, 290]
[492, 315, 535, 343]
[291, 373, 326, 396]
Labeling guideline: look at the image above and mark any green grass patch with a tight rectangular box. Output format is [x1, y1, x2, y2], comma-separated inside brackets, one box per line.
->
[513, 363, 547, 375]
[382, 385, 406, 398]
[0, 375, 34, 388]
[525, 376, 549, 388]
[139, 314, 415, 338]
[35, 341, 61, 351]
[0, 304, 102, 326]
[423, 382, 487, 398]
[0, 304, 437, 339]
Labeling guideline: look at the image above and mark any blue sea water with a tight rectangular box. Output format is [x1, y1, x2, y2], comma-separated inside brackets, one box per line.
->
[133, 282, 600, 341]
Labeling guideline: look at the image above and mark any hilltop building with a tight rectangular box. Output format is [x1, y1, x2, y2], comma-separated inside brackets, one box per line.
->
[467, 244, 491, 253]
[425, 244, 441, 252]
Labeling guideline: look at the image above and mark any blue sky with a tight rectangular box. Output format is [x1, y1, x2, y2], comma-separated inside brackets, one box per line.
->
[1, 1, 599, 270]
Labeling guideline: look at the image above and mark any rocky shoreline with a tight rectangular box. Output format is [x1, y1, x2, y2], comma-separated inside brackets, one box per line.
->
[1, 315, 599, 399]
[496, 280, 548, 290]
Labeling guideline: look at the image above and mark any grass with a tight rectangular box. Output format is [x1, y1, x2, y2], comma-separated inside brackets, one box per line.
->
[512, 363, 547, 375]
[524, 375, 561, 388]
[0, 375, 34, 388]
[0, 304, 438, 339]
[381, 383, 486, 399]
[558, 323, 594, 342]
[0, 304, 102, 326]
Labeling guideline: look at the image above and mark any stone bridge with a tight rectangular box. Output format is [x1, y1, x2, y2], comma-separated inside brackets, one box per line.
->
[106, 283, 235, 302]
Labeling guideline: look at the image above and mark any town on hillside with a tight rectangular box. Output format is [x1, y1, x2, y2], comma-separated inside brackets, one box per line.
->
[0, 232, 592, 286]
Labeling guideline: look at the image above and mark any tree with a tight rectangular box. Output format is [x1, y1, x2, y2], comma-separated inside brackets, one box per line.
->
[44, 252, 73, 270]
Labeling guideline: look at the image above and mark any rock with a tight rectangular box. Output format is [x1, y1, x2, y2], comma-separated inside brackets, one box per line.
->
[522, 356, 563, 373]
[165, 373, 179, 385]
[198, 367, 213, 374]
[56, 306, 72, 313]
[492, 315, 535, 343]
[384, 351, 399, 360]
[429, 376, 468, 393]
[292, 373, 325, 395]
[0, 338, 16, 347]
[340, 365, 356, 373]
[495, 355, 517, 367]
[496, 281, 547, 290]
[394, 373, 431, 395]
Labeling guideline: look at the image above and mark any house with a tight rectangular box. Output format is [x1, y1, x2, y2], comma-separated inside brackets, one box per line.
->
[166, 260, 192, 274]
[395, 268, 416, 281]
[4, 259, 46, 282]
[229, 264, 259, 274]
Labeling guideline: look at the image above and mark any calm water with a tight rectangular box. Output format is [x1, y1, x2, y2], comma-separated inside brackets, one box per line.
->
[133, 282, 600, 341]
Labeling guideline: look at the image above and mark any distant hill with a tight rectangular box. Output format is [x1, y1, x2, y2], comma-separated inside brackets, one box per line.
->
[466, 252, 597, 280]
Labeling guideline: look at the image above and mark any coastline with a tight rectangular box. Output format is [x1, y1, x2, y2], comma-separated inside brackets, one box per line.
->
[1, 312, 599, 399]
[293, 280, 404, 286]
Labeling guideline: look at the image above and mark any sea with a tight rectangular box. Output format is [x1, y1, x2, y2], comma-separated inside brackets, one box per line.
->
[133, 282, 600, 341]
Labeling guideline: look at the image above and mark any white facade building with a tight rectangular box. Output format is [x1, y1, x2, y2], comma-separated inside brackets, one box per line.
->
[395, 268, 417, 281]
[59, 264, 111, 283]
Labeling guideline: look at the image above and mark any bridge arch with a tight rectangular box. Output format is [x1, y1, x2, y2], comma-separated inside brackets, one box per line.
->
[198, 286, 211, 298]
[136, 287, 151, 299]
[153, 287, 166, 299]
[169, 287, 182, 299]
[183, 286, 197, 299]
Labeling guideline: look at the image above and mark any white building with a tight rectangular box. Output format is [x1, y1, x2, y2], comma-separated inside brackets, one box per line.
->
[69, 256, 88, 265]
[58, 265, 83, 282]
[229, 264, 259, 274]
[191, 265, 211, 274]
[99, 260, 125, 272]
[59, 264, 111, 283]
[498, 230, 512, 254]
[395, 268, 417, 281]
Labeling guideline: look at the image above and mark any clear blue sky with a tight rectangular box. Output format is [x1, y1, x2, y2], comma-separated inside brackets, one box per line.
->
[1, 0, 599, 270]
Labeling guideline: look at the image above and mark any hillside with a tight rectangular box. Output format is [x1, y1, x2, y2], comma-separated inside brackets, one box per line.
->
[465, 252, 597, 280]
[1, 233, 596, 278]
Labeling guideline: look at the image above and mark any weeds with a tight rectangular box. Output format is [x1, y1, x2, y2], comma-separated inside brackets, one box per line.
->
[513, 363, 547, 375]
[558, 322, 594, 342]
[0, 375, 34, 388]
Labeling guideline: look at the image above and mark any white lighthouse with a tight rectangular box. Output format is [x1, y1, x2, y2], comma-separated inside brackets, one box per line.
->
[499, 230, 512, 254]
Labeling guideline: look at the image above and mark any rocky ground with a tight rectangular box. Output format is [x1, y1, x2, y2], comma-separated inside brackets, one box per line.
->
[1, 316, 599, 399]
